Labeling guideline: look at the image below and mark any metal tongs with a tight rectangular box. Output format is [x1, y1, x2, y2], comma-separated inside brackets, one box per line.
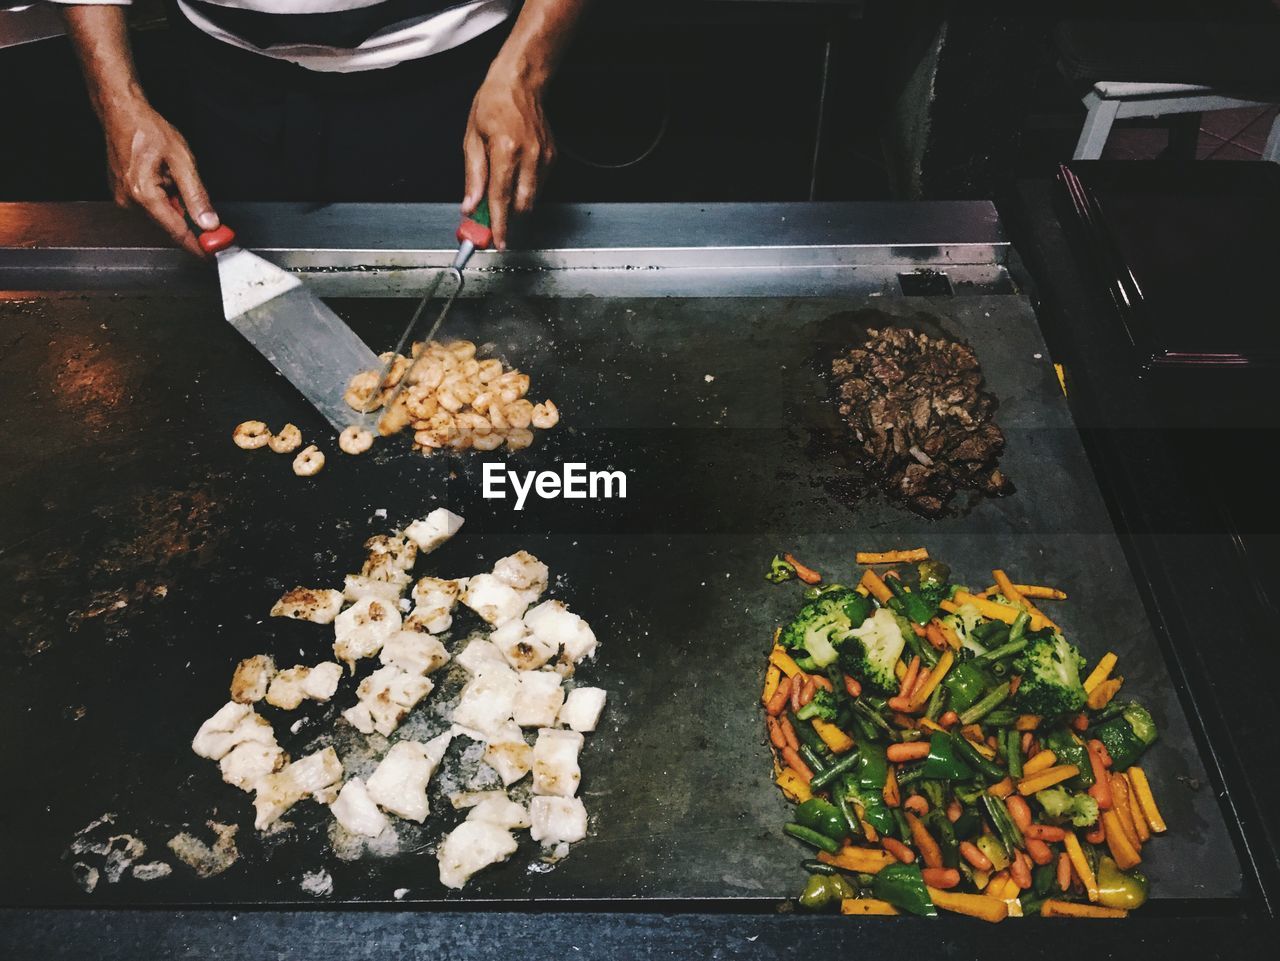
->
[366, 200, 494, 417]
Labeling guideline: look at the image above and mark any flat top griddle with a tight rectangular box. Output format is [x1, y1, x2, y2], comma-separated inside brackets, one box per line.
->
[0, 277, 1241, 907]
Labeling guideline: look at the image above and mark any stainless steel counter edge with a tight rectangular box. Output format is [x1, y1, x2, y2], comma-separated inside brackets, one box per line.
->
[0, 201, 1003, 264]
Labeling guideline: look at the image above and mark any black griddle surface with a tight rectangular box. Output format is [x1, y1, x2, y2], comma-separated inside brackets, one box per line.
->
[0, 292, 1242, 906]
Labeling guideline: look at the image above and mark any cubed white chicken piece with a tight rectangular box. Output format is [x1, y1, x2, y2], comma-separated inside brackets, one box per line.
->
[532, 728, 583, 797]
[301, 661, 342, 701]
[558, 687, 607, 733]
[192, 702, 275, 760]
[410, 576, 462, 610]
[342, 573, 403, 604]
[329, 778, 390, 837]
[450, 666, 519, 739]
[379, 631, 450, 676]
[404, 508, 465, 553]
[491, 550, 549, 604]
[491, 618, 557, 672]
[219, 740, 286, 791]
[364, 533, 418, 571]
[406, 576, 462, 634]
[265, 666, 311, 710]
[230, 654, 276, 704]
[359, 553, 414, 588]
[366, 735, 450, 822]
[460, 573, 530, 627]
[437, 821, 517, 890]
[466, 794, 531, 831]
[455, 638, 509, 677]
[524, 600, 598, 665]
[342, 665, 434, 737]
[270, 587, 344, 624]
[512, 670, 565, 729]
[482, 722, 533, 786]
[529, 796, 588, 845]
[333, 596, 402, 671]
[252, 747, 342, 830]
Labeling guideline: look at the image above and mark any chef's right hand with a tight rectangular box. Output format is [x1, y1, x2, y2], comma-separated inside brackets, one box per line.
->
[101, 95, 219, 258]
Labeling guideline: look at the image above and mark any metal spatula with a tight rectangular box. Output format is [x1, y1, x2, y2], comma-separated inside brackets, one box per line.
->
[176, 202, 379, 433]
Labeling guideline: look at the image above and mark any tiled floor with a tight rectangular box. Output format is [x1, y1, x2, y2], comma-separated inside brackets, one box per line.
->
[1101, 105, 1278, 160]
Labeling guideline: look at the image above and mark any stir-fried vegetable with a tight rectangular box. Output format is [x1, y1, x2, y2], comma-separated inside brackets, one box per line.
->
[762, 549, 1166, 920]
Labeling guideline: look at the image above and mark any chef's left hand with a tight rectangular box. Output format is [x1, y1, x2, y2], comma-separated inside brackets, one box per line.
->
[462, 60, 555, 250]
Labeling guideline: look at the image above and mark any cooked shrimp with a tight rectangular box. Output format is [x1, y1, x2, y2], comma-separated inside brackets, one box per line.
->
[488, 402, 510, 430]
[531, 401, 560, 429]
[456, 411, 492, 436]
[268, 423, 302, 454]
[506, 428, 534, 451]
[378, 352, 409, 388]
[339, 426, 374, 455]
[504, 399, 534, 430]
[473, 431, 504, 451]
[477, 359, 503, 384]
[293, 445, 326, 476]
[447, 432, 474, 450]
[404, 384, 439, 421]
[437, 388, 464, 413]
[344, 370, 382, 411]
[406, 360, 445, 391]
[377, 398, 412, 437]
[233, 421, 271, 450]
[471, 390, 494, 415]
[447, 340, 477, 361]
[496, 371, 530, 403]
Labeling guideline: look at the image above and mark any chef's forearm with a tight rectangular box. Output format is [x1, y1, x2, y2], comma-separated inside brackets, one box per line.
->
[60, 5, 146, 122]
[489, 0, 590, 91]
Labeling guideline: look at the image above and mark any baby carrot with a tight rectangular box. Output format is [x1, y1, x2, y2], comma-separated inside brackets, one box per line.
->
[778, 716, 800, 752]
[1086, 740, 1113, 809]
[1006, 795, 1033, 832]
[886, 741, 931, 763]
[960, 841, 994, 871]
[903, 795, 929, 817]
[1026, 838, 1054, 866]
[781, 746, 813, 783]
[766, 715, 787, 750]
[784, 553, 822, 585]
[1024, 823, 1067, 843]
[1056, 852, 1073, 892]
[922, 867, 960, 889]
[843, 674, 862, 698]
[765, 676, 791, 716]
[906, 811, 943, 869]
[881, 837, 915, 864]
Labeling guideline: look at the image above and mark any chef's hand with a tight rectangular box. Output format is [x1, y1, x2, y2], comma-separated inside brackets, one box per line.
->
[461, 61, 555, 250]
[101, 95, 219, 259]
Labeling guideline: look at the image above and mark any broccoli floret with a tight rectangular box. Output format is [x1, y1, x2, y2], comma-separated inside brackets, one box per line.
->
[941, 603, 987, 655]
[1035, 786, 1100, 827]
[795, 688, 839, 721]
[779, 590, 872, 668]
[838, 607, 909, 695]
[1012, 632, 1088, 719]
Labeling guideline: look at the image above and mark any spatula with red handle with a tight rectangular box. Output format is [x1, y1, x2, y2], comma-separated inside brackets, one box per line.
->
[171, 198, 381, 433]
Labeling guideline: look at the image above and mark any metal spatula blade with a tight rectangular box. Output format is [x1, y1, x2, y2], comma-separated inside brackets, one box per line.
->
[215, 245, 380, 433]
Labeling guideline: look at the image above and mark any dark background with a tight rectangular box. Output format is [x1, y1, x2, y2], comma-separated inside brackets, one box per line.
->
[3, 0, 1278, 206]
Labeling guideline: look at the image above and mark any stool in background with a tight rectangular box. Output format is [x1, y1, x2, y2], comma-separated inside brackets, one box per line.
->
[1073, 81, 1280, 162]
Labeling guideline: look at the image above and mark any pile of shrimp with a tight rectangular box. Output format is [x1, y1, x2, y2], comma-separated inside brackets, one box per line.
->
[345, 339, 559, 455]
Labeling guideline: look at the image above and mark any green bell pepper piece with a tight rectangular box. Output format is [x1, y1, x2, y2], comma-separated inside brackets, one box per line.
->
[920, 731, 975, 781]
[847, 744, 895, 836]
[795, 798, 846, 842]
[886, 576, 936, 625]
[1041, 726, 1095, 789]
[1096, 856, 1149, 910]
[942, 661, 995, 715]
[1091, 704, 1159, 770]
[871, 862, 937, 917]
[765, 555, 796, 583]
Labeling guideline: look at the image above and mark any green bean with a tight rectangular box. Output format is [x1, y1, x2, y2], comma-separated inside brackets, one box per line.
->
[801, 859, 841, 876]
[975, 639, 1027, 664]
[810, 749, 861, 790]
[785, 823, 841, 853]
[958, 682, 1012, 726]
[1004, 728, 1023, 779]
[799, 745, 828, 775]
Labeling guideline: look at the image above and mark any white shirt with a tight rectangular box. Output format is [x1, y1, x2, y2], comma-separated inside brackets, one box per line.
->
[45, 0, 514, 72]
